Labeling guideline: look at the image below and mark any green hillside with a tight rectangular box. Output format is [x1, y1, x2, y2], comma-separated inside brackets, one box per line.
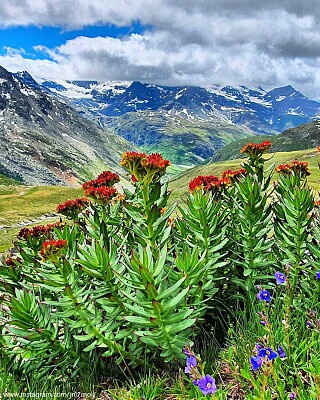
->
[0, 185, 83, 252]
[109, 111, 253, 165]
[169, 147, 320, 202]
[213, 120, 320, 162]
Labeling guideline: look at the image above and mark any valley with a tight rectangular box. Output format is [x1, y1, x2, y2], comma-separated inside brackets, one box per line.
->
[15, 71, 320, 165]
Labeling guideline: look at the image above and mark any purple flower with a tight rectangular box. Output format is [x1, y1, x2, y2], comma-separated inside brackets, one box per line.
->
[277, 345, 286, 359]
[258, 348, 278, 360]
[260, 321, 267, 325]
[255, 343, 264, 351]
[307, 320, 313, 327]
[250, 356, 263, 370]
[183, 347, 192, 356]
[274, 271, 286, 285]
[196, 375, 217, 395]
[289, 393, 296, 399]
[316, 271, 320, 280]
[185, 355, 197, 374]
[257, 290, 271, 302]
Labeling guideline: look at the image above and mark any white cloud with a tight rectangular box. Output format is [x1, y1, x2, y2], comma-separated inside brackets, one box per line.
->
[1, 1, 320, 97]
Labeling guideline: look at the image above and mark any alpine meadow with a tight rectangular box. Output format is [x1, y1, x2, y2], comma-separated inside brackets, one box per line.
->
[0, 1, 320, 399]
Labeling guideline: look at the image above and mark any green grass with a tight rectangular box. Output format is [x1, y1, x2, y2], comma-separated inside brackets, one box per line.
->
[169, 147, 320, 203]
[0, 185, 83, 251]
[0, 173, 22, 186]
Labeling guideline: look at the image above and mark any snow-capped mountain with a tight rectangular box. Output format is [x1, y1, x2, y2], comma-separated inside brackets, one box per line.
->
[0, 66, 133, 185]
[14, 71, 320, 165]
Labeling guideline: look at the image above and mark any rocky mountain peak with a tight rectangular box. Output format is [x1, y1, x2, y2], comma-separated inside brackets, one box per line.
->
[0, 65, 134, 186]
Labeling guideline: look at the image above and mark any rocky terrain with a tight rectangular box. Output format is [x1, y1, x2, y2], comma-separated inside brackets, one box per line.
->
[0, 67, 133, 186]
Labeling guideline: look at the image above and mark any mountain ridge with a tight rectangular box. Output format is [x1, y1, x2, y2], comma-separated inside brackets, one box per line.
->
[0, 66, 134, 186]
[13, 70, 320, 165]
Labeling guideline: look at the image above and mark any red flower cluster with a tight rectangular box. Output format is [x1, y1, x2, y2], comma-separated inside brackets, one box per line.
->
[120, 151, 170, 183]
[120, 152, 147, 169]
[240, 140, 272, 156]
[57, 198, 89, 216]
[84, 186, 118, 202]
[221, 168, 247, 182]
[276, 160, 310, 176]
[141, 153, 171, 170]
[40, 239, 68, 258]
[189, 175, 230, 192]
[17, 222, 64, 240]
[82, 171, 120, 190]
[189, 175, 219, 191]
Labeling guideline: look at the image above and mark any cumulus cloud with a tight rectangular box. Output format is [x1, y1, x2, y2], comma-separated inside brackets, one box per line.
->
[1, 0, 320, 97]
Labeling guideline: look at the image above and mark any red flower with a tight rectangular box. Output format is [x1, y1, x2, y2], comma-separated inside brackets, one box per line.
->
[314, 200, 320, 208]
[276, 160, 310, 176]
[275, 164, 291, 174]
[141, 153, 171, 170]
[217, 177, 231, 188]
[189, 175, 231, 192]
[40, 239, 68, 258]
[57, 198, 89, 217]
[317, 146, 320, 152]
[84, 186, 118, 202]
[120, 152, 147, 168]
[17, 222, 64, 241]
[189, 175, 220, 191]
[82, 171, 120, 190]
[240, 141, 272, 156]
[120, 151, 171, 182]
[221, 168, 247, 182]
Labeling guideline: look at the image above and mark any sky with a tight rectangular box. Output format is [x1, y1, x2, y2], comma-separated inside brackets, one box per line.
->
[0, 0, 319, 98]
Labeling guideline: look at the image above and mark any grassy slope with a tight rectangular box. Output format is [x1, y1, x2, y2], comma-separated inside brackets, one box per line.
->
[213, 120, 320, 162]
[0, 185, 83, 252]
[169, 147, 320, 202]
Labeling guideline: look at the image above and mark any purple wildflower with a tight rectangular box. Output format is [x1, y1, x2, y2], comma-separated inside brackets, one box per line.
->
[258, 348, 278, 360]
[196, 375, 217, 395]
[250, 356, 263, 370]
[277, 345, 286, 359]
[307, 320, 313, 327]
[260, 321, 267, 325]
[185, 355, 197, 374]
[255, 343, 264, 351]
[183, 346, 192, 356]
[289, 393, 296, 399]
[257, 290, 271, 302]
[316, 271, 320, 280]
[274, 271, 286, 285]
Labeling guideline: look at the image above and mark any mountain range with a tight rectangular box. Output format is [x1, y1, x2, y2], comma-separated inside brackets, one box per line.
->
[1, 67, 319, 186]
[14, 71, 320, 165]
[0, 66, 133, 186]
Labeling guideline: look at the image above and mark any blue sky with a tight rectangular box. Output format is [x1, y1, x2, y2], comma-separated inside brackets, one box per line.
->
[0, 0, 318, 98]
[0, 23, 146, 60]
